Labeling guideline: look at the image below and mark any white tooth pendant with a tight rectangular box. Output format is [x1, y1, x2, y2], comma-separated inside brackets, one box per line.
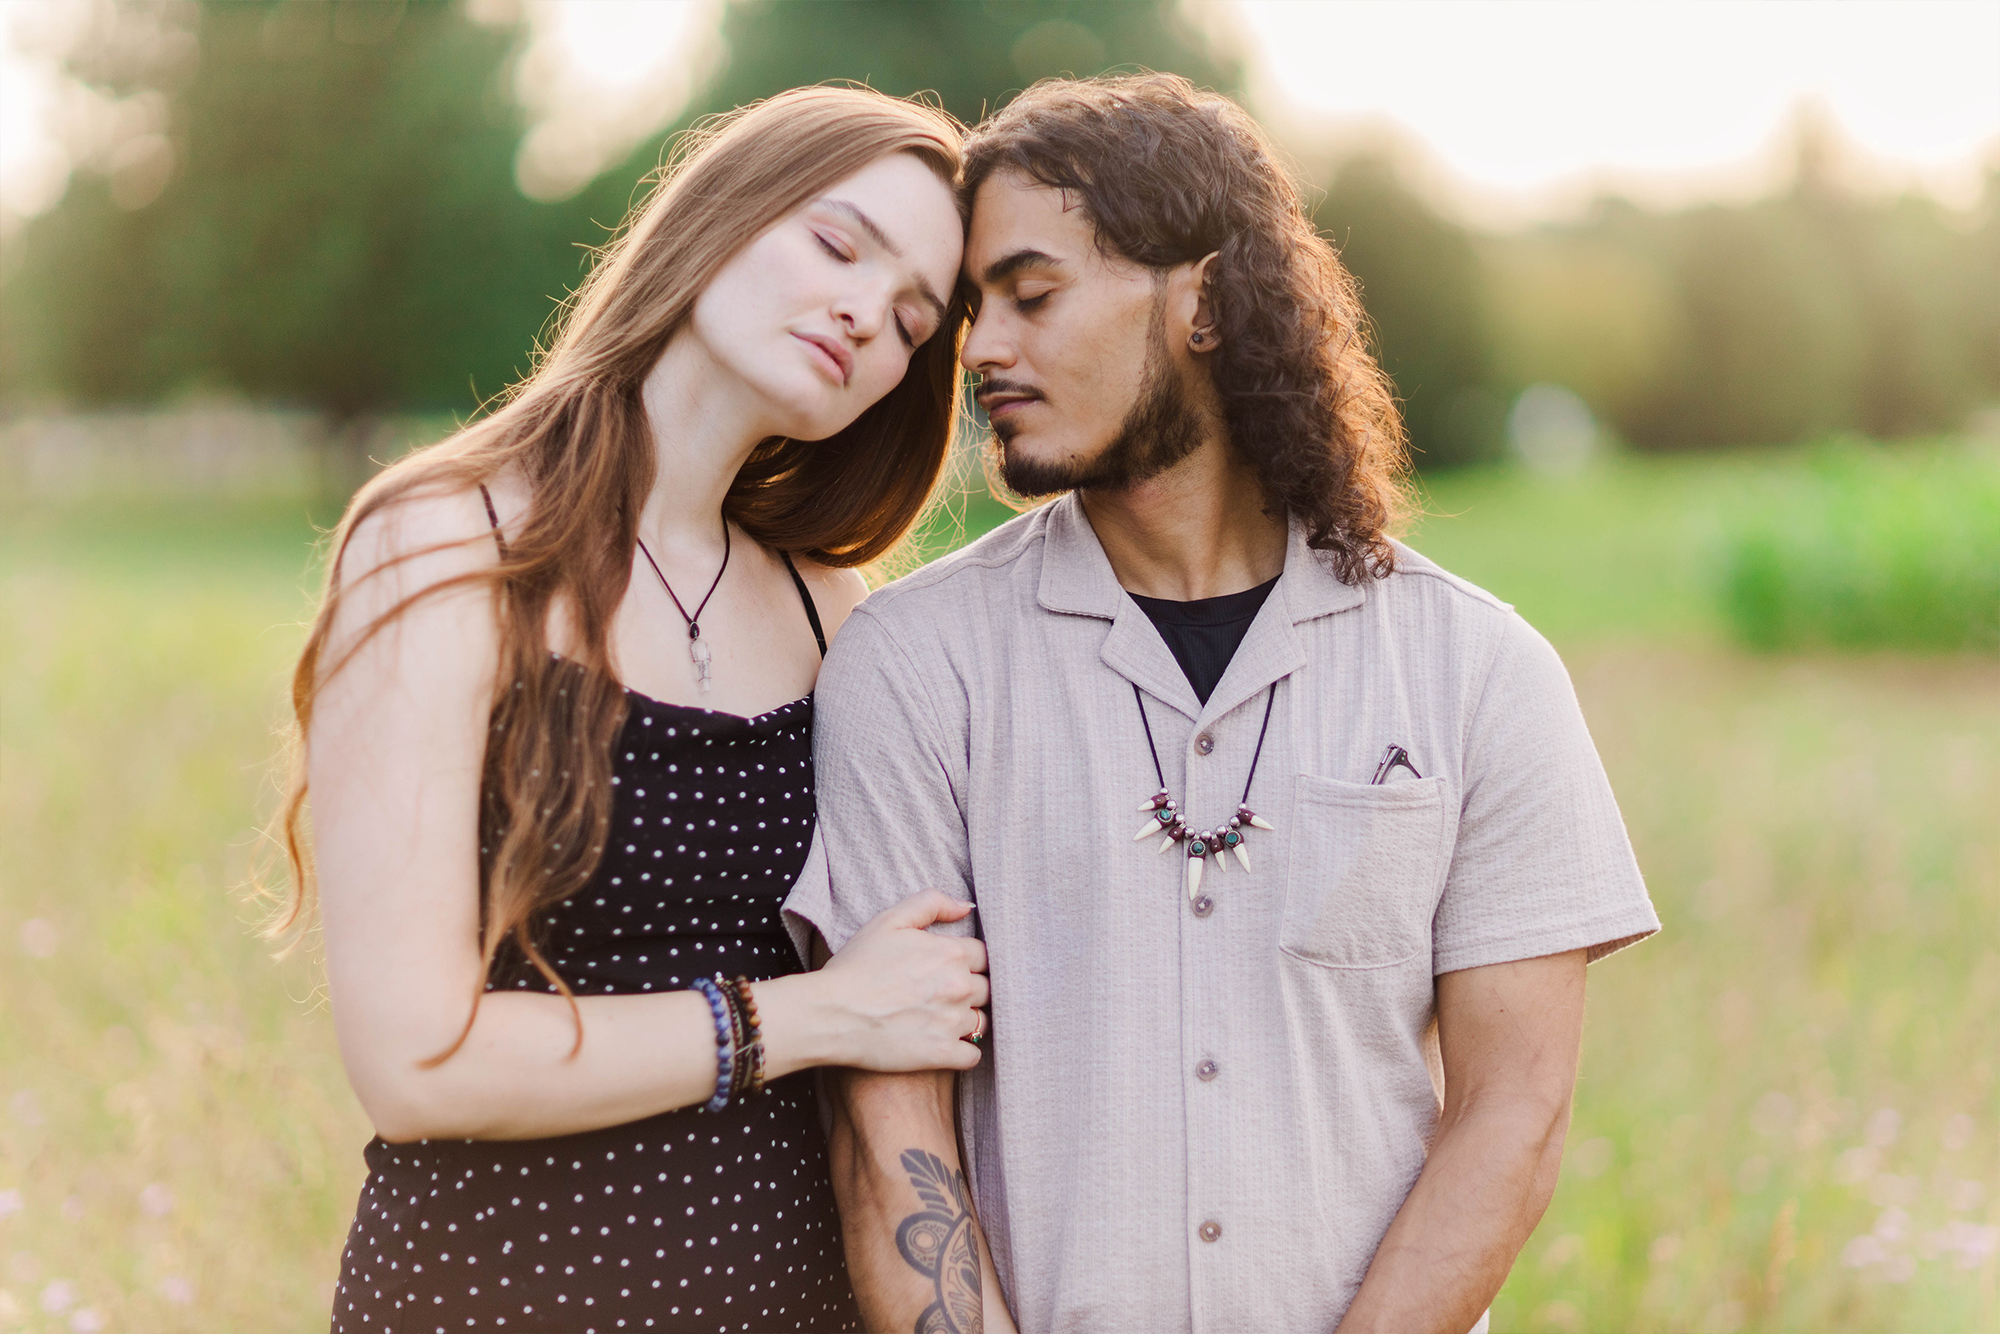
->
[1207, 831, 1227, 872]
[1135, 793, 1179, 840]
[1238, 803, 1275, 832]
[1218, 827, 1249, 874]
[1157, 834, 1180, 855]
[1185, 834, 1210, 900]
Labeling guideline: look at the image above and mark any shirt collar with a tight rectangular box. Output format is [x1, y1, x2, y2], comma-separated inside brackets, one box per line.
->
[1035, 491, 1368, 625]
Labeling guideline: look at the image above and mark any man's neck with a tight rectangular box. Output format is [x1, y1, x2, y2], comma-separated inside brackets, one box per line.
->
[1077, 439, 1288, 602]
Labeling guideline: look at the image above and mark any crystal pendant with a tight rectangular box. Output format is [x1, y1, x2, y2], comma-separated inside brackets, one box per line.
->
[689, 633, 713, 692]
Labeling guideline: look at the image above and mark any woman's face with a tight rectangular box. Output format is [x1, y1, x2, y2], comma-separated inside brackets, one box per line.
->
[685, 151, 964, 442]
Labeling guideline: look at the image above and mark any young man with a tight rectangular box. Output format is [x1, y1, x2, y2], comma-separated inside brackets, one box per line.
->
[788, 75, 1659, 1334]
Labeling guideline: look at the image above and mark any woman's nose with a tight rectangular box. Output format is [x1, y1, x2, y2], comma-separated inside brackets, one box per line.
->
[831, 282, 890, 341]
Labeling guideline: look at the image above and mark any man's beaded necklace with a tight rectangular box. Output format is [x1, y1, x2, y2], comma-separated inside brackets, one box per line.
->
[1130, 682, 1278, 901]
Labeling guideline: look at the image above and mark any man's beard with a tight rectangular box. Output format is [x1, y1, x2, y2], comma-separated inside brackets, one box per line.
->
[994, 323, 1203, 499]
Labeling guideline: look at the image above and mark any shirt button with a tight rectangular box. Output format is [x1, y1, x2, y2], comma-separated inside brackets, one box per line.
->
[1194, 733, 1215, 755]
[1190, 894, 1215, 918]
[1198, 1219, 1223, 1243]
[1195, 1058, 1219, 1082]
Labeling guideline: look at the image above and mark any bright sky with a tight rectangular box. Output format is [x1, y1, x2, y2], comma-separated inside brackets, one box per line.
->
[1233, 0, 2000, 215]
[4, 0, 1997, 227]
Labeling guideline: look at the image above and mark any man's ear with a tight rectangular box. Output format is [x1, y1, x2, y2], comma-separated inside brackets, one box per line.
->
[1181, 251, 1222, 354]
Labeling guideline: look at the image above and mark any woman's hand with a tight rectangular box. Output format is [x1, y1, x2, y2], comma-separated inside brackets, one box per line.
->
[757, 891, 989, 1078]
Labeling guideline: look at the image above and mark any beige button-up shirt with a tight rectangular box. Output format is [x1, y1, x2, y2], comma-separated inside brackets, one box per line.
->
[788, 494, 1658, 1334]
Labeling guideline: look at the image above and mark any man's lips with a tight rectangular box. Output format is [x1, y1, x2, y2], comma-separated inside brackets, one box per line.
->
[977, 391, 1043, 418]
[794, 332, 852, 386]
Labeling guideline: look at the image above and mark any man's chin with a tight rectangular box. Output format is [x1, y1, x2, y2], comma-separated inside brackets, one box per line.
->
[996, 437, 1091, 499]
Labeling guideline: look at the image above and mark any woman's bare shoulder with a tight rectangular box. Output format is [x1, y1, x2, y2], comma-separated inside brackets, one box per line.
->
[787, 556, 871, 644]
[332, 471, 515, 616]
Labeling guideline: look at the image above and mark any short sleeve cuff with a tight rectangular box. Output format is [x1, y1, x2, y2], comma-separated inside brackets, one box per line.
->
[781, 826, 846, 966]
[1432, 903, 1662, 976]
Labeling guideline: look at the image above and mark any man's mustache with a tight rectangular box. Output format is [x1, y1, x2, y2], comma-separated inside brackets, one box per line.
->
[974, 378, 1046, 407]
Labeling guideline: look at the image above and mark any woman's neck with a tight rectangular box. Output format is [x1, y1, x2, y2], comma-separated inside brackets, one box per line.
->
[635, 333, 770, 555]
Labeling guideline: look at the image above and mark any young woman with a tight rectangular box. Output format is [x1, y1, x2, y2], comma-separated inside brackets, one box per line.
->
[276, 88, 987, 1333]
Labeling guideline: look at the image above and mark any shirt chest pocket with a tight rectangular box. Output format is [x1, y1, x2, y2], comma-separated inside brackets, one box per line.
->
[1279, 772, 1451, 969]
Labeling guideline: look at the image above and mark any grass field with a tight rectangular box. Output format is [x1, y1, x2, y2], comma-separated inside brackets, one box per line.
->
[1, 449, 1996, 1332]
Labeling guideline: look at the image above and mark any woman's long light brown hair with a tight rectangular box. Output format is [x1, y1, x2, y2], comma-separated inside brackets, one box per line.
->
[270, 87, 966, 1060]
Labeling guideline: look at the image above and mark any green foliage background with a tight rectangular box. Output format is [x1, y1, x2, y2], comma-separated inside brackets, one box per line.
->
[5, 0, 1997, 467]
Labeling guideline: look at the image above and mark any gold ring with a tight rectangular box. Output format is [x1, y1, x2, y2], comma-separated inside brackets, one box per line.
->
[968, 1009, 987, 1044]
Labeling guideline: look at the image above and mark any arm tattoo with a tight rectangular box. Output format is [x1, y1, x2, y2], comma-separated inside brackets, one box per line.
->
[895, 1148, 982, 1334]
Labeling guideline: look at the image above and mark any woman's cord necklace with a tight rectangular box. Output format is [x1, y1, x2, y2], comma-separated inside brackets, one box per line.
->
[1132, 682, 1279, 901]
[636, 518, 731, 693]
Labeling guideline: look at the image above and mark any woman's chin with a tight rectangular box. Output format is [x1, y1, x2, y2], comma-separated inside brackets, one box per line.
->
[763, 393, 865, 443]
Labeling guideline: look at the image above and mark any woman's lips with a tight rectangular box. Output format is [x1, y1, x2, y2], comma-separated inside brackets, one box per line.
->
[794, 333, 851, 386]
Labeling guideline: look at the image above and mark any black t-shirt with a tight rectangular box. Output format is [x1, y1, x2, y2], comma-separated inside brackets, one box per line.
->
[1129, 576, 1280, 705]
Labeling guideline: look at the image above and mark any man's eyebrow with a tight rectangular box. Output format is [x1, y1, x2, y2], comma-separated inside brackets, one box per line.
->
[817, 197, 946, 323]
[980, 248, 1064, 286]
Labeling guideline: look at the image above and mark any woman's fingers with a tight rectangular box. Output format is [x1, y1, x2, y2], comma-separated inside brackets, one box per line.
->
[875, 888, 972, 932]
[820, 888, 999, 1073]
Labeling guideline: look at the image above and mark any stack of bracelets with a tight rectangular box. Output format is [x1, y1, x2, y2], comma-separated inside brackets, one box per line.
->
[690, 975, 766, 1113]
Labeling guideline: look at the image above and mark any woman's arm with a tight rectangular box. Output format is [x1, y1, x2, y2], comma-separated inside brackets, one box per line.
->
[309, 489, 985, 1143]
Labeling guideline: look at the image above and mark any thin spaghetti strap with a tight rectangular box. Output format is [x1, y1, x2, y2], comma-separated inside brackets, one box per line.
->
[779, 551, 828, 658]
[476, 483, 507, 557]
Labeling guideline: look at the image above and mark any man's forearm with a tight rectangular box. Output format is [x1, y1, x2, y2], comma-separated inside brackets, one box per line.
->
[827, 1067, 1014, 1334]
[1334, 1092, 1569, 1334]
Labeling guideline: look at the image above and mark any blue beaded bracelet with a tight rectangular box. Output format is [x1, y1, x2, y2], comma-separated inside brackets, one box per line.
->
[691, 977, 735, 1113]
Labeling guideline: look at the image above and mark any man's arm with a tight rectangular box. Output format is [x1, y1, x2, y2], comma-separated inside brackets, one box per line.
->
[793, 604, 1015, 1331]
[828, 1067, 1014, 1334]
[806, 931, 1013, 1334]
[1334, 948, 1587, 1334]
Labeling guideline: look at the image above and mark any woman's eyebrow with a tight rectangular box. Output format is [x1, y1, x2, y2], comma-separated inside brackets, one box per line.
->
[818, 198, 899, 255]
[816, 196, 946, 322]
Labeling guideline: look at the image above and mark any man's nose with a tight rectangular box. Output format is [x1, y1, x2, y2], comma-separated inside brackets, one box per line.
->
[960, 305, 1014, 373]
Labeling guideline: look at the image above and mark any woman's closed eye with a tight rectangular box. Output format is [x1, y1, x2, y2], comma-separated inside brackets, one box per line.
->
[817, 232, 923, 346]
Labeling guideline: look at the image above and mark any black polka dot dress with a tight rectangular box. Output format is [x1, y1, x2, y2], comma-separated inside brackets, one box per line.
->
[330, 688, 861, 1334]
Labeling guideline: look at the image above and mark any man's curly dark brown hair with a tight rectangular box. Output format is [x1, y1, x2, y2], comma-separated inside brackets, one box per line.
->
[962, 73, 1410, 583]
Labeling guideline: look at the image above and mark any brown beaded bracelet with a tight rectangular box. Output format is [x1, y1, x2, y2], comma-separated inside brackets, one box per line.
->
[716, 976, 752, 1104]
[729, 975, 766, 1099]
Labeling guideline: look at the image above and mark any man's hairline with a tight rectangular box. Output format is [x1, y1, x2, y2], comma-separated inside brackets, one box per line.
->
[965, 163, 1175, 283]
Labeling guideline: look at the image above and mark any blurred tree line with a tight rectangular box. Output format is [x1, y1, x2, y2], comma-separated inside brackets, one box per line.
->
[1318, 139, 2000, 463]
[4, 0, 1998, 468]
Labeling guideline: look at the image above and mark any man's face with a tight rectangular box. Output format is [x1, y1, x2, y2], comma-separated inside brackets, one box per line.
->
[961, 172, 1199, 496]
